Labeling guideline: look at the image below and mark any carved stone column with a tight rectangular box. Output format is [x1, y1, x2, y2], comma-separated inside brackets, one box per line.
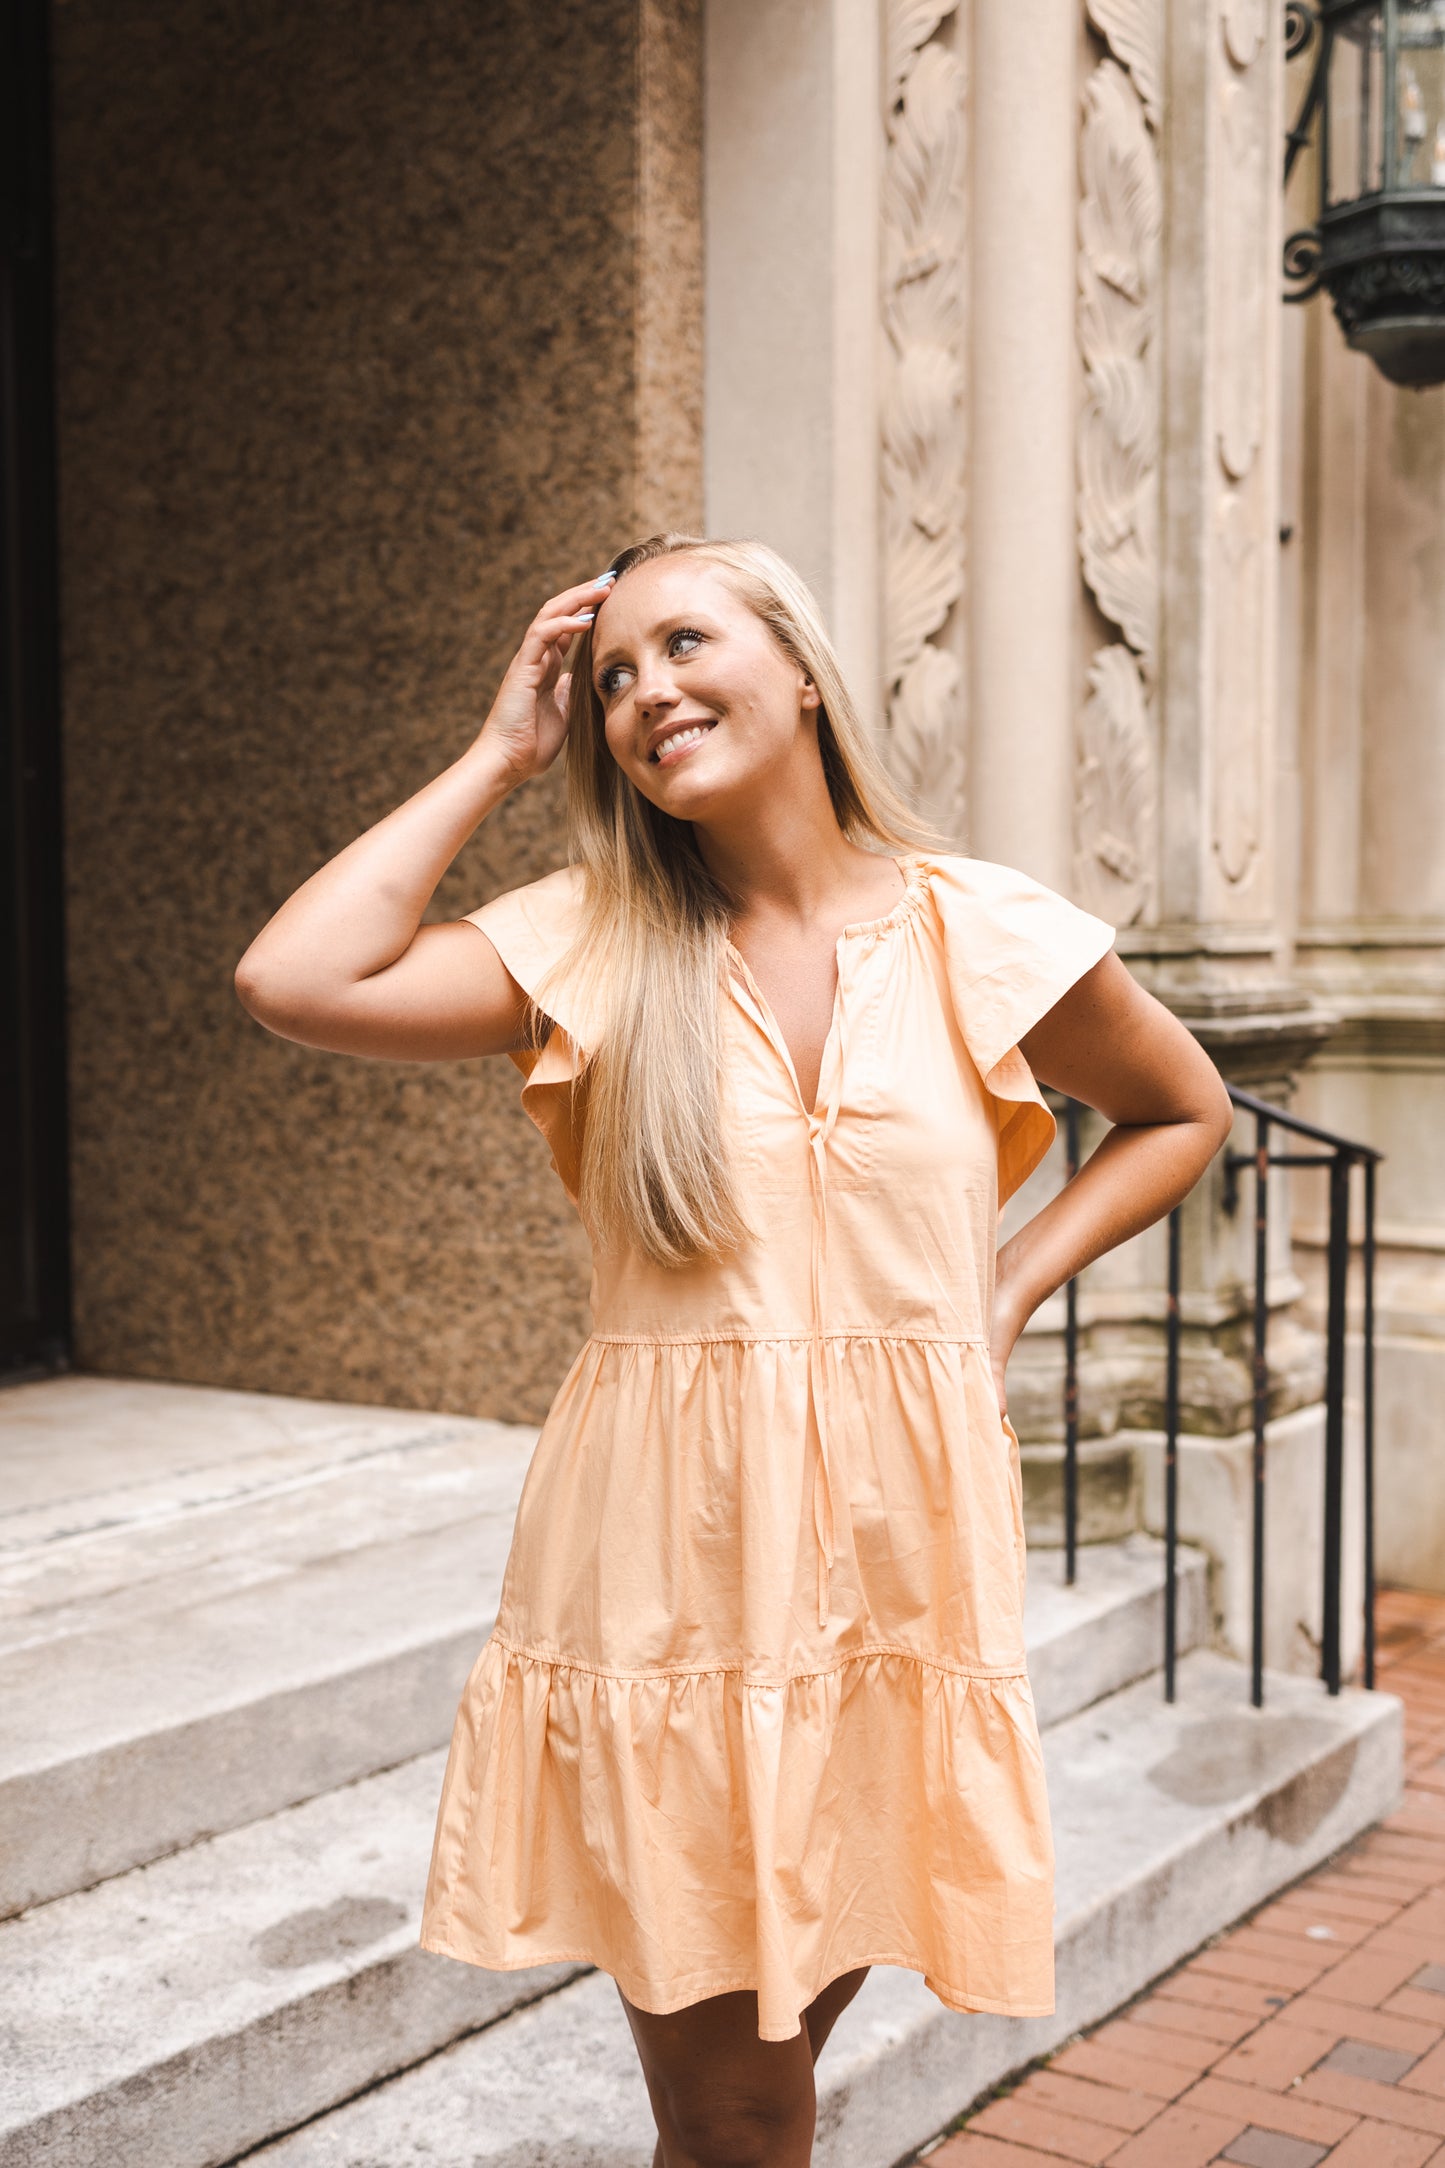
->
[1010, 0, 1360, 1681]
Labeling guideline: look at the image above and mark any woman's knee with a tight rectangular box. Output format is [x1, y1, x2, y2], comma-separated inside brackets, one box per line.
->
[659, 2079, 812, 2168]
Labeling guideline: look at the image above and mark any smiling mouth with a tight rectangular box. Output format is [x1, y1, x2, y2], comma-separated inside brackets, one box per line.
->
[650, 720, 717, 764]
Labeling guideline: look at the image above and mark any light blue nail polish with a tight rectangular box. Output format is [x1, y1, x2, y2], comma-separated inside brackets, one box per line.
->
[578, 608, 596, 620]
[594, 570, 617, 585]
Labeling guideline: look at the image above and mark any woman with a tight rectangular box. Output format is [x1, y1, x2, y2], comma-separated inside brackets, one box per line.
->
[235, 532, 1231, 2166]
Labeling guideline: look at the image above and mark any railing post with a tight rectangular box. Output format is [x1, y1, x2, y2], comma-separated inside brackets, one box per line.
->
[1063, 1097, 1080, 1587]
[1251, 1113, 1270, 1710]
[1363, 1156, 1377, 1691]
[1164, 1205, 1181, 1703]
[1321, 1150, 1352, 1696]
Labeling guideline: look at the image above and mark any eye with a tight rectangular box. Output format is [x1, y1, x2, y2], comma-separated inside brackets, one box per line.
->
[596, 625, 707, 700]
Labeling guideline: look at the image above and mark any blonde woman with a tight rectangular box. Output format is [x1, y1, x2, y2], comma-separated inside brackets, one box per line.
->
[236, 534, 1231, 2166]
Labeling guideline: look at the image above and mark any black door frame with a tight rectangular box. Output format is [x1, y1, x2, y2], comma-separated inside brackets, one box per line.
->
[1, 0, 71, 1377]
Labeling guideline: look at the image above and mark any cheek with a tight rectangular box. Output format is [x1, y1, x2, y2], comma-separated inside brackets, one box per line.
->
[601, 708, 634, 770]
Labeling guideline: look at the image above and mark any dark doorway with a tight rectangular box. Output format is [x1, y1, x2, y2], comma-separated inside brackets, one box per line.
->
[1, 0, 70, 1377]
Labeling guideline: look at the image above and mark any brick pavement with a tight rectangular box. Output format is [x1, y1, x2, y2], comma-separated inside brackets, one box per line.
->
[917, 1588, 1445, 2168]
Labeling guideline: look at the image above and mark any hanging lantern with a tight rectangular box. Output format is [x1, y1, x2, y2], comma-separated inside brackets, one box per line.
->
[1286, 0, 1445, 385]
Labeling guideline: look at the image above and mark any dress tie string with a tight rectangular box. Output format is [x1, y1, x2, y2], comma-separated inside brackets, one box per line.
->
[805, 998, 848, 1627]
[725, 942, 851, 1630]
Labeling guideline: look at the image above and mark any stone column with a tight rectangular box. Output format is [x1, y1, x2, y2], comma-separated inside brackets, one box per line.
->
[702, 0, 882, 723]
[967, 0, 1082, 889]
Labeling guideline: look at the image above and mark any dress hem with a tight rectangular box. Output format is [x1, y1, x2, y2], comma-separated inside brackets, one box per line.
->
[417, 1927, 1056, 2042]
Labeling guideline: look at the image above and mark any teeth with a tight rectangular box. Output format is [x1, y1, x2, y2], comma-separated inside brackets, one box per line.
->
[654, 723, 712, 759]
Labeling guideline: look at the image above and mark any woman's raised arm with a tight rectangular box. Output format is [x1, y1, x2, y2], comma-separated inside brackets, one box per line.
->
[233, 574, 611, 1062]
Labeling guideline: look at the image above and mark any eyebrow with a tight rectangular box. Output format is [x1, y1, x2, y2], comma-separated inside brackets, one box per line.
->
[592, 613, 712, 677]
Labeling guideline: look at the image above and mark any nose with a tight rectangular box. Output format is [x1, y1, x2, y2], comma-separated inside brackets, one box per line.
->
[634, 665, 680, 717]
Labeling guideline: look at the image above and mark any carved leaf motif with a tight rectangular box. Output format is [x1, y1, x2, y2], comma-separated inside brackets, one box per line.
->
[886, 0, 957, 110]
[882, 42, 967, 355]
[1085, 0, 1163, 127]
[889, 641, 967, 838]
[1077, 57, 1161, 671]
[1075, 645, 1157, 925]
[880, 0, 968, 838]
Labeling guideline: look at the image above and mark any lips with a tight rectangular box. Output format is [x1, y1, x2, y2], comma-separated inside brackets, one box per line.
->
[649, 719, 717, 764]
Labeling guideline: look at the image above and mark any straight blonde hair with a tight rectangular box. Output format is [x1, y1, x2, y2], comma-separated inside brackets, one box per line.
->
[539, 533, 936, 1267]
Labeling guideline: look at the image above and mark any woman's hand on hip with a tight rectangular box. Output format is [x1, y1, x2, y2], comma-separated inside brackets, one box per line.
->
[988, 1281, 1025, 1423]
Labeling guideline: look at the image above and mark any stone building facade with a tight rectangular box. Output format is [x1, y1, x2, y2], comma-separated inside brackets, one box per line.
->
[39, 2, 1445, 1620]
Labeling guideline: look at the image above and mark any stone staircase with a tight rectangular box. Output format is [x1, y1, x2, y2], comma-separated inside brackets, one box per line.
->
[0, 1377, 1403, 2168]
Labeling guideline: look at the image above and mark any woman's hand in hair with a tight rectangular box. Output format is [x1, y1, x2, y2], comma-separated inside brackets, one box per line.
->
[478, 575, 614, 783]
[234, 572, 612, 1061]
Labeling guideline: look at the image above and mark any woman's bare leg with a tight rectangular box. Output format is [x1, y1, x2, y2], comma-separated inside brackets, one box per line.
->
[802, 1966, 869, 2064]
[618, 1968, 871, 2168]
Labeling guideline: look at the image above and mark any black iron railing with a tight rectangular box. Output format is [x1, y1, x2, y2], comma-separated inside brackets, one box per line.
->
[1055, 1086, 1383, 1708]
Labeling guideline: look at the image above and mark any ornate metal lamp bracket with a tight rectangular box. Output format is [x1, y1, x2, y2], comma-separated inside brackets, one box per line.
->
[1283, 1, 1326, 300]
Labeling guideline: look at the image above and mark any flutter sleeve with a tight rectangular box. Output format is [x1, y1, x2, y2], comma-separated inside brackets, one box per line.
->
[922, 853, 1117, 1207]
[462, 864, 597, 1205]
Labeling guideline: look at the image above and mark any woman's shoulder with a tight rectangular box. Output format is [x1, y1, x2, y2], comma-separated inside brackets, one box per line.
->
[914, 849, 1114, 950]
[461, 864, 591, 1031]
[911, 847, 1115, 1059]
[463, 861, 582, 932]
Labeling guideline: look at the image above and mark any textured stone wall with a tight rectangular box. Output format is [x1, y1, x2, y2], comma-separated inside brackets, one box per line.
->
[54, 0, 702, 1421]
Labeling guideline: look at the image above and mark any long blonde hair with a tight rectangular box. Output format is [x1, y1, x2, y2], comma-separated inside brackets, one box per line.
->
[540, 533, 934, 1267]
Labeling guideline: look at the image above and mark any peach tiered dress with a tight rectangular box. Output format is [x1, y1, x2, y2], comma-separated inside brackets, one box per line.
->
[420, 850, 1115, 2040]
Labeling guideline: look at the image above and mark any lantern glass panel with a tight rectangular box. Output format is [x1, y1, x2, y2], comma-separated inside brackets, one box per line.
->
[1327, 4, 1385, 202]
[1394, 0, 1445, 188]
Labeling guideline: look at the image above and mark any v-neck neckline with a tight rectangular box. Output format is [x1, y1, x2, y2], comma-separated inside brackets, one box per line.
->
[724, 855, 924, 1123]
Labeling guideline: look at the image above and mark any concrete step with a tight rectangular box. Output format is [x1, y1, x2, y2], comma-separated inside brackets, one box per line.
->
[0, 1641, 1398, 2168]
[0, 1379, 537, 1916]
[0, 1372, 1203, 1917]
[241, 1652, 1403, 2168]
[0, 1747, 583, 2168]
[1024, 1528, 1209, 1729]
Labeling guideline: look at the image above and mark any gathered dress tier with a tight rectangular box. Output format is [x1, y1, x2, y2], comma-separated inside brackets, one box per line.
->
[420, 849, 1116, 2041]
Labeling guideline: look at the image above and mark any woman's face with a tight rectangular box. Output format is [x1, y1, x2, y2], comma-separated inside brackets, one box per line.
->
[589, 556, 821, 823]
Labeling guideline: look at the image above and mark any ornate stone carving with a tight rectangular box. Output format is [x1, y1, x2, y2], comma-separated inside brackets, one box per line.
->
[1078, 56, 1161, 669]
[880, 0, 969, 838]
[1084, 0, 1162, 128]
[1076, 644, 1157, 926]
[1075, 25, 1161, 923]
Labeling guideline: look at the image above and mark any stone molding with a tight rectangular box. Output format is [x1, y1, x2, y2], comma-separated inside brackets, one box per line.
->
[1209, 0, 1275, 898]
[879, 0, 969, 839]
[1076, 8, 1163, 927]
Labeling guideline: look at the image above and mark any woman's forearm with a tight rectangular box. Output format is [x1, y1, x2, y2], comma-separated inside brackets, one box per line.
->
[236, 737, 519, 1007]
[994, 1115, 1222, 1344]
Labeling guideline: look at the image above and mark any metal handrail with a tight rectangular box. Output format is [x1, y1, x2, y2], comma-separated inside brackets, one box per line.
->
[1055, 1085, 1383, 1708]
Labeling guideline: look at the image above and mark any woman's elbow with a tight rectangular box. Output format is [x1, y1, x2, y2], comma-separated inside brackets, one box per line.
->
[234, 947, 303, 1035]
[1201, 1063, 1234, 1151]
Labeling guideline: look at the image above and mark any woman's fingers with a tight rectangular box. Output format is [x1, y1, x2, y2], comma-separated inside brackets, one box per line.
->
[536, 573, 616, 626]
[517, 603, 601, 671]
